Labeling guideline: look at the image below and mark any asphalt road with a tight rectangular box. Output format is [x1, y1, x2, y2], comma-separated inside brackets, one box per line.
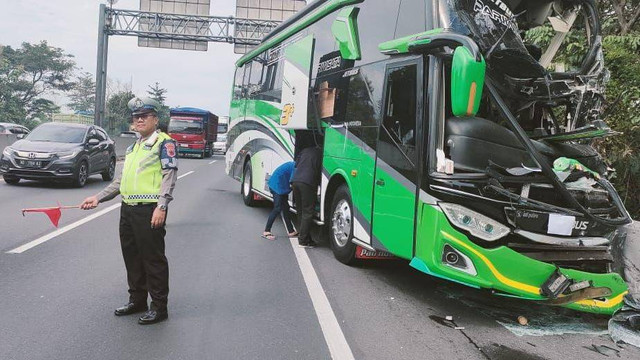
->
[1, 156, 638, 360]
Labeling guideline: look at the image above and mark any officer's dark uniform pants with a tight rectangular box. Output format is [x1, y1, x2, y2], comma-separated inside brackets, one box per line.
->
[292, 182, 316, 244]
[119, 203, 169, 312]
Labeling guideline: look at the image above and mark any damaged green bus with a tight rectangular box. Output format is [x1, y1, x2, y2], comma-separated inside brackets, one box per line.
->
[225, 0, 632, 315]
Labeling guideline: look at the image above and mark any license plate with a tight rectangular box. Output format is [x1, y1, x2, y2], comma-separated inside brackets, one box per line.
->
[547, 213, 575, 236]
[508, 209, 590, 237]
[179, 143, 189, 148]
[21, 160, 41, 167]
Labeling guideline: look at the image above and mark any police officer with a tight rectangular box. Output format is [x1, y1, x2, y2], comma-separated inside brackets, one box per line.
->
[81, 96, 178, 325]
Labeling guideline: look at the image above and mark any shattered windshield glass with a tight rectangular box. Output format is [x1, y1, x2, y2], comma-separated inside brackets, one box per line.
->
[443, 0, 609, 133]
[446, 0, 547, 78]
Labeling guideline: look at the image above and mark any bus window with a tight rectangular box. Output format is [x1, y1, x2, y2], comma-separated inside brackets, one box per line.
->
[247, 59, 266, 99]
[384, 65, 417, 148]
[233, 65, 246, 100]
[345, 70, 378, 127]
[260, 61, 283, 102]
[378, 63, 419, 173]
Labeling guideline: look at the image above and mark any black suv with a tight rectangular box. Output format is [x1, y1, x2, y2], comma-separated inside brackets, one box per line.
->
[1, 122, 116, 187]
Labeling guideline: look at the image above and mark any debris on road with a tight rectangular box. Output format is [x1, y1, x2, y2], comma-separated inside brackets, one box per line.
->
[428, 315, 455, 329]
[518, 316, 528, 326]
[609, 222, 640, 349]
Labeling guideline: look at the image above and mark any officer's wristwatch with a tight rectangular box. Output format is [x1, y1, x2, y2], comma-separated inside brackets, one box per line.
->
[158, 204, 167, 211]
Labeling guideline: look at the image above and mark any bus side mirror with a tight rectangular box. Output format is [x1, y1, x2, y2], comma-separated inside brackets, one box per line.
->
[451, 46, 485, 117]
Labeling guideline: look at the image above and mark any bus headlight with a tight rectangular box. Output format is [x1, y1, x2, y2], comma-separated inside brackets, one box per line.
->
[439, 203, 510, 241]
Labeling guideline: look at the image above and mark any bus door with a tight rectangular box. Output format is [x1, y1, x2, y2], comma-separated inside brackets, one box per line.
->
[371, 59, 423, 259]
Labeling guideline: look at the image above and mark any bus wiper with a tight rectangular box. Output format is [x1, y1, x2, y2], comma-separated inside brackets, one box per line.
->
[485, 182, 583, 217]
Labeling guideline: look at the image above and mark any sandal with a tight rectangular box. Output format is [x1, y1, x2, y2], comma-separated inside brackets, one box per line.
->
[261, 232, 276, 240]
[288, 231, 299, 237]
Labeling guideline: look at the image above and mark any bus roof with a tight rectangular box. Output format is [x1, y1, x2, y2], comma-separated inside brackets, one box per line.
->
[235, 0, 361, 68]
[170, 107, 213, 116]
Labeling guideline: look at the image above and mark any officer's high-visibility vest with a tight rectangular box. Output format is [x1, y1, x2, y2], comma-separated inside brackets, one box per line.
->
[120, 131, 172, 204]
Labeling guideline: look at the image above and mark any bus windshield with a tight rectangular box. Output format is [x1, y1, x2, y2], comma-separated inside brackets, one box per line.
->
[445, 0, 544, 78]
[168, 118, 203, 134]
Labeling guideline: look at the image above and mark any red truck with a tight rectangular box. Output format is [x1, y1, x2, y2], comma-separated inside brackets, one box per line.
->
[168, 107, 218, 158]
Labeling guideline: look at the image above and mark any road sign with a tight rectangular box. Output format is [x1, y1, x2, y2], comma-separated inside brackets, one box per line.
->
[234, 0, 307, 54]
[138, 0, 211, 51]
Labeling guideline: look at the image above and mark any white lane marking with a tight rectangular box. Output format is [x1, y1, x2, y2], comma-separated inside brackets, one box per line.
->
[178, 170, 194, 179]
[8, 170, 196, 254]
[208, 160, 217, 164]
[283, 216, 354, 360]
[7, 203, 122, 254]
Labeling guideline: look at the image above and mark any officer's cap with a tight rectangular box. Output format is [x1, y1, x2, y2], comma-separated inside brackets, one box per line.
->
[128, 97, 161, 116]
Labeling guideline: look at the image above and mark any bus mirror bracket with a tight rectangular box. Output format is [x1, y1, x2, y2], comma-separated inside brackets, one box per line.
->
[407, 32, 485, 117]
[331, 6, 362, 60]
[380, 31, 486, 117]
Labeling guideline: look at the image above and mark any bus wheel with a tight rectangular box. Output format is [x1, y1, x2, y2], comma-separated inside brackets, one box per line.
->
[241, 161, 257, 207]
[330, 184, 357, 264]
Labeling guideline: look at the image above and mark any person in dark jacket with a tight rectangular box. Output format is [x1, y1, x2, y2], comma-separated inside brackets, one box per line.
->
[291, 146, 322, 247]
[262, 161, 297, 240]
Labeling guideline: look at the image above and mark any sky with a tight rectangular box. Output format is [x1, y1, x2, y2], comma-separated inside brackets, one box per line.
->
[0, 0, 244, 116]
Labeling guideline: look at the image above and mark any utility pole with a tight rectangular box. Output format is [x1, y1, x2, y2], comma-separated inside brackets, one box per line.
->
[94, 3, 110, 127]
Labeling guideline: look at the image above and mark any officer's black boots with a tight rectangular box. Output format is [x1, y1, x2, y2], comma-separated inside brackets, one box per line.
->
[114, 302, 148, 316]
[138, 309, 168, 325]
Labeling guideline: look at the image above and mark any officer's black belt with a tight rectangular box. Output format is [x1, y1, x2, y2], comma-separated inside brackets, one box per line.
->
[123, 202, 157, 207]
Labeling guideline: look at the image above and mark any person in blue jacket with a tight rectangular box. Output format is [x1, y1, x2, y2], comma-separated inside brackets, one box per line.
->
[262, 161, 297, 240]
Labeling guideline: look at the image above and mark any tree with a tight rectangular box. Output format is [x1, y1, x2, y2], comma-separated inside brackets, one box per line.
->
[107, 90, 135, 133]
[0, 41, 74, 126]
[147, 81, 167, 104]
[146, 82, 170, 130]
[0, 56, 27, 125]
[106, 77, 132, 102]
[67, 71, 95, 113]
[28, 98, 60, 124]
[608, 0, 640, 34]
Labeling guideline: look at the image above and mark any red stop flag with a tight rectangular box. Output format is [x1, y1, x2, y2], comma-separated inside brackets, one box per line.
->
[21, 205, 79, 228]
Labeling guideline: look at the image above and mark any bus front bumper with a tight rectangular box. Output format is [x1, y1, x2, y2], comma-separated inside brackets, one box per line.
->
[412, 209, 628, 315]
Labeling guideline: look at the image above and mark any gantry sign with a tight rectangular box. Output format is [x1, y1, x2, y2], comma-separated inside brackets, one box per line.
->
[94, 0, 306, 128]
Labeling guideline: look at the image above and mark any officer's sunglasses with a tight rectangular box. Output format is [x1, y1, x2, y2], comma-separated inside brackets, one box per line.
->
[132, 113, 156, 121]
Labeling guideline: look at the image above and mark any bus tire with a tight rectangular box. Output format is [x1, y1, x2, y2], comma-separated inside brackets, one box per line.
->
[329, 184, 357, 265]
[241, 160, 257, 207]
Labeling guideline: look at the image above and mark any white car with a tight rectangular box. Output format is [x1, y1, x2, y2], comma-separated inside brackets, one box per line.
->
[0, 123, 30, 139]
[214, 122, 228, 154]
